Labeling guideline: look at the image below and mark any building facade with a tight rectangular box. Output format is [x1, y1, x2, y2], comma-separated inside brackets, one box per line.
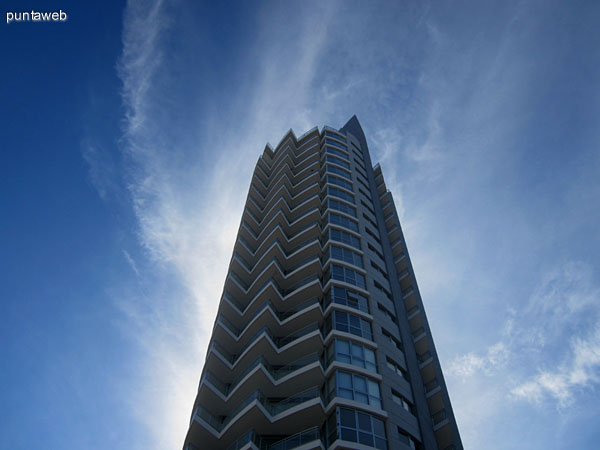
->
[183, 116, 462, 450]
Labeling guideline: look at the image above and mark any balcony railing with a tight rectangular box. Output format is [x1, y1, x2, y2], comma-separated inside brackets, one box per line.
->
[398, 269, 410, 280]
[402, 287, 415, 298]
[208, 323, 322, 368]
[270, 426, 322, 450]
[230, 272, 319, 304]
[432, 409, 447, 425]
[417, 351, 432, 364]
[222, 290, 321, 324]
[203, 352, 321, 398]
[406, 305, 419, 318]
[322, 291, 369, 314]
[248, 180, 320, 216]
[412, 326, 426, 340]
[194, 387, 322, 433]
[424, 378, 439, 393]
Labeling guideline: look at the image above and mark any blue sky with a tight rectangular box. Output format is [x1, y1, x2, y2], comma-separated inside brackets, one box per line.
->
[1, 0, 599, 449]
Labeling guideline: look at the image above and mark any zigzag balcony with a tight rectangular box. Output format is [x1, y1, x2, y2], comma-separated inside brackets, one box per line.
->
[255, 145, 320, 192]
[250, 165, 319, 206]
[268, 133, 319, 163]
[245, 180, 320, 226]
[230, 238, 322, 283]
[242, 203, 319, 243]
[258, 134, 320, 175]
[212, 298, 324, 354]
[220, 295, 321, 332]
[230, 234, 321, 284]
[232, 219, 352, 285]
[217, 278, 372, 345]
[255, 145, 320, 188]
[260, 129, 315, 159]
[254, 158, 320, 199]
[205, 322, 324, 380]
[261, 129, 318, 158]
[220, 275, 323, 324]
[187, 387, 326, 449]
[188, 381, 390, 449]
[236, 197, 359, 267]
[250, 161, 320, 209]
[224, 256, 323, 304]
[224, 246, 366, 309]
[206, 298, 375, 381]
[241, 194, 356, 250]
[231, 229, 350, 288]
[241, 204, 320, 246]
[223, 234, 371, 316]
[199, 332, 384, 418]
[198, 352, 324, 415]
[214, 278, 370, 358]
[244, 194, 321, 240]
[232, 232, 321, 281]
[242, 179, 359, 244]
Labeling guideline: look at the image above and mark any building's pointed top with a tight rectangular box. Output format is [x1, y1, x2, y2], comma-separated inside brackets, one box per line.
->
[340, 115, 368, 151]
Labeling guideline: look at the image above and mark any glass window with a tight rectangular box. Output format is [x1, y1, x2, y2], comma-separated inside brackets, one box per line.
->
[327, 338, 377, 373]
[340, 408, 355, 427]
[326, 164, 352, 180]
[326, 155, 350, 170]
[329, 263, 366, 289]
[329, 213, 359, 232]
[327, 175, 353, 191]
[329, 285, 369, 313]
[326, 146, 349, 160]
[341, 427, 356, 442]
[382, 328, 402, 351]
[398, 429, 417, 450]
[331, 245, 363, 268]
[328, 186, 355, 204]
[325, 138, 348, 151]
[325, 130, 346, 141]
[368, 381, 382, 408]
[328, 199, 356, 217]
[328, 371, 382, 408]
[330, 229, 361, 250]
[332, 408, 387, 449]
[329, 311, 373, 340]
[392, 390, 414, 414]
[386, 357, 406, 379]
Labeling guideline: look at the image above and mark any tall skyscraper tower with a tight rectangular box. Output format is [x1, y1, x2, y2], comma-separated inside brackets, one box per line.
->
[183, 116, 462, 450]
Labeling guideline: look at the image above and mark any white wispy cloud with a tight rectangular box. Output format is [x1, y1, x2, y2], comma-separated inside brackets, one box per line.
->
[511, 326, 600, 407]
[448, 342, 510, 379]
[122, 250, 140, 277]
[81, 141, 118, 200]
[447, 260, 600, 408]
